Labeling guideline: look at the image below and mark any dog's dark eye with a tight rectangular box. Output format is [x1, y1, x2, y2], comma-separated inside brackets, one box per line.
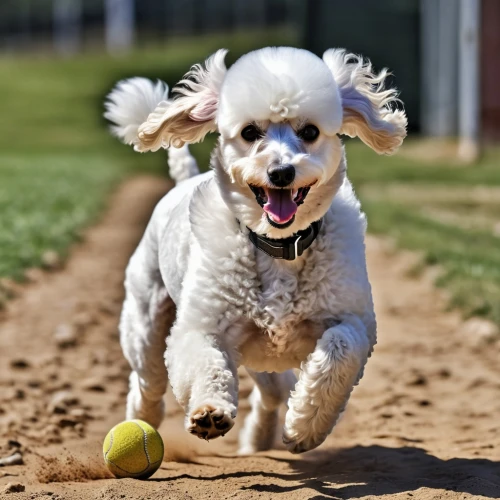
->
[241, 124, 262, 142]
[298, 124, 320, 142]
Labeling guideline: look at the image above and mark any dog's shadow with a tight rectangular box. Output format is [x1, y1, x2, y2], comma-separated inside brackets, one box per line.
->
[157, 445, 500, 499]
[261, 445, 500, 499]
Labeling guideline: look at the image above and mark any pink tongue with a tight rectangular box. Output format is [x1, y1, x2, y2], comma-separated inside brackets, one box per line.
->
[263, 189, 297, 224]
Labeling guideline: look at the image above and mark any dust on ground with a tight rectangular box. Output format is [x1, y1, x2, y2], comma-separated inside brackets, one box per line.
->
[0, 176, 499, 499]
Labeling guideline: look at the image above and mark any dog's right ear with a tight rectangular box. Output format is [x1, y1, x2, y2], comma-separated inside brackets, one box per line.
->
[137, 49, 228, 152]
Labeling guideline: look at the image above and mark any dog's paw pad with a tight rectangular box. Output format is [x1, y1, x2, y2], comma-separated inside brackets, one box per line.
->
[188, 405, 234, 441]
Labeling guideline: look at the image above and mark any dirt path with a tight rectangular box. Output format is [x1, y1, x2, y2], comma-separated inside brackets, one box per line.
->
[0, 176, 499, 500]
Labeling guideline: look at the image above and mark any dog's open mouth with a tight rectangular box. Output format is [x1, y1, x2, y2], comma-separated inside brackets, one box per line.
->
[249, 185, 311, 228]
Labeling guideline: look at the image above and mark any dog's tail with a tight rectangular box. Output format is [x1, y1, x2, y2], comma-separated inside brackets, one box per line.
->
[104, 77, 199, 183]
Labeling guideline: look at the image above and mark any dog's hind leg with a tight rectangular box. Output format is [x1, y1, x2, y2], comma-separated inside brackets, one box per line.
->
[238, 369, 296, 454]
[120, 249, 175, 429]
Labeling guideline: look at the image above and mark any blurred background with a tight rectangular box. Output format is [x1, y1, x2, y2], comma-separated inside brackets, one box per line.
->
[0, 0, 499, 327]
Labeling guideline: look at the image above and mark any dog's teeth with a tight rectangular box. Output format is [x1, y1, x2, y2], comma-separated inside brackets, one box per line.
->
[292, 189, 298, 199]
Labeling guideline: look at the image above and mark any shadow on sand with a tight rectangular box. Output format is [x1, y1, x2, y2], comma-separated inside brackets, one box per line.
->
[157, 444, 500, 499]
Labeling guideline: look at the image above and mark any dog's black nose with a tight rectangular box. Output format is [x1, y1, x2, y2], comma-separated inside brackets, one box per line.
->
[267, 164, 295, 187]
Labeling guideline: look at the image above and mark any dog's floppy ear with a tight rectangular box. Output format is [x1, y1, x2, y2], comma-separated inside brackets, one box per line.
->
[137, 49, 228, 151]
[323, 49, 407, 155]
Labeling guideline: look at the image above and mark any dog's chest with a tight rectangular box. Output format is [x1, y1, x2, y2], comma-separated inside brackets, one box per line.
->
[234, 250, 336, 372]
[250, 247, 331, 328]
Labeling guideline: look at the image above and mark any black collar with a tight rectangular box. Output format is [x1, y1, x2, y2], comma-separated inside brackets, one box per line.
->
[247, 219, 323, 261]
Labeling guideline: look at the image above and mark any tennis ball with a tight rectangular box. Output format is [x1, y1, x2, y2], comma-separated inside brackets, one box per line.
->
[103, 419, 164, 479]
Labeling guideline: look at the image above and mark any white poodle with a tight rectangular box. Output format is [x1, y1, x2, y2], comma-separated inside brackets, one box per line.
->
[104, 47, 406, 454]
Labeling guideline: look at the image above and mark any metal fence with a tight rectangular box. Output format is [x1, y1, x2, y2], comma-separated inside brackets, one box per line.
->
[3, 0, 497, 146]
[0, 0, 297, 54]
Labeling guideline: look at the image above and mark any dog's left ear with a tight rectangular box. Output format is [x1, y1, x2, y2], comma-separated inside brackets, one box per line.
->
[137, 49, 228, 151]
[323, 49, 407, 155]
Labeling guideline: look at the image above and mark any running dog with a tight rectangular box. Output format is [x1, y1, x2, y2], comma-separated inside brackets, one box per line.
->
[104, 46, 406, 454]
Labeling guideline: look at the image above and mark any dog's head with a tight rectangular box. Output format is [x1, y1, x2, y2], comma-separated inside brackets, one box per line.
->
[137, 47, 407, 238]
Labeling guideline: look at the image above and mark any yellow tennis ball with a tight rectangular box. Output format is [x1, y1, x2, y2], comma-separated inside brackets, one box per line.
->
[103, 419, 164, 479]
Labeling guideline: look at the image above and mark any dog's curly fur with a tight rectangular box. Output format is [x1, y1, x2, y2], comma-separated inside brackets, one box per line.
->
[104, 47, 407, 454]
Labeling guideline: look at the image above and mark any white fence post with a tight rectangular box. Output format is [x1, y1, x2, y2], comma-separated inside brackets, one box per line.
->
[105, 0, 135, 55]
[458, 0, 481, 162]
[53, 0, 82, 56]
[420, 0, 459, 137]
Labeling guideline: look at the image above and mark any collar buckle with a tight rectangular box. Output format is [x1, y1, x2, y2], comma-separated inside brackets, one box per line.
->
[289, 234, 302, 260]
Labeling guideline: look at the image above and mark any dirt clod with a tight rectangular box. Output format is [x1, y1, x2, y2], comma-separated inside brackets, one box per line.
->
[80, 378, 106, 392]
[9, 358, 31, 370]
[2, 482, 25, 494]
[53, 324, 78, 349]
[406, 372, 427, 386]
[0, 452, 23, 467]
[47, 391, 79, 414]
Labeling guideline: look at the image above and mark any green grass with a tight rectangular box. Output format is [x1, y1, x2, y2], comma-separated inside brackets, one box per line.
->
[0, 29, 297, 283]
[0, 155, 123, 279]
[347, 142, 500, 187]
[346, 141, 500, 325]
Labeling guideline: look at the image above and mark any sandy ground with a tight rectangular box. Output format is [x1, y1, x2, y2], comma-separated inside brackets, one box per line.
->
[0, 176, 499, 500]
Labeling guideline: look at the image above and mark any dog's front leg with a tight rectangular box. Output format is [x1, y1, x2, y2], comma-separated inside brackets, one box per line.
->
[164, 230, 256, 441]
[283, 315, 372, 453]
[165, 316, 238, 441]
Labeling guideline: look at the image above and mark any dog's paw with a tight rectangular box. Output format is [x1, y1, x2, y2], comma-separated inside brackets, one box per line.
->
[282, 428, 327, 454]
[187, 405, 235, 441]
